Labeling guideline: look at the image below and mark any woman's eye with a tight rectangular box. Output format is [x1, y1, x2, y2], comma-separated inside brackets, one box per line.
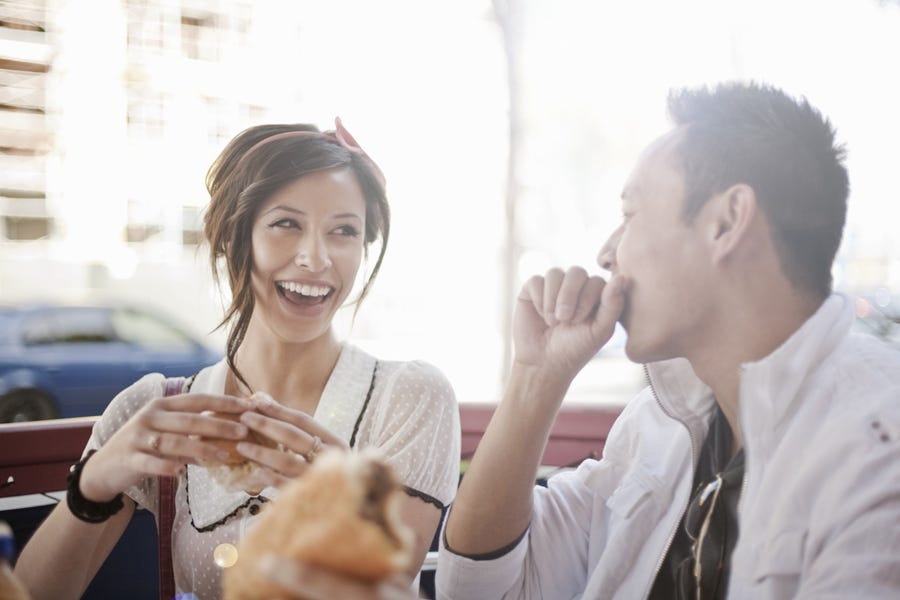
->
[270, 218, 299, 229]
[334, 225, 360, 237]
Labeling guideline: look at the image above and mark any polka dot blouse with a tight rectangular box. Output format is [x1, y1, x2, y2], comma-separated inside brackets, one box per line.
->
[84, 343, 461, 600]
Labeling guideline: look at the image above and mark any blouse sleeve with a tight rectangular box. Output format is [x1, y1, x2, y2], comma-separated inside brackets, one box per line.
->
[83, 372, 167, 514]
[367, 360, 461, 508]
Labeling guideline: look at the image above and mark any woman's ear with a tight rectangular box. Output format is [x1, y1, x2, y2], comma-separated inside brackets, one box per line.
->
[706, 183, 760, 264]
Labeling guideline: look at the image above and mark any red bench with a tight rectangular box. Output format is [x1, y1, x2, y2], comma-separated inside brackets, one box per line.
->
[0, 417, 97, 498]
[460, 402, 622, 468]
[0, 405, 622, 599]
[0, 403, 622, 498]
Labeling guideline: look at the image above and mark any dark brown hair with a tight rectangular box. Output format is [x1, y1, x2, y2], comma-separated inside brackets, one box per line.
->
[667, 82, 849, 298]
[203, 124, 390, 387]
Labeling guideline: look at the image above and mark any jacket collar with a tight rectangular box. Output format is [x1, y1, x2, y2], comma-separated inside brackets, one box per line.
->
[645, 358, 717, 461]
[737, 292, 853, 451]
[644, 293, 852, 458]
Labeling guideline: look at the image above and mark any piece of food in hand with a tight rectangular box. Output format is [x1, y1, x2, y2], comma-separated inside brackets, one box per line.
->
[198, 408, 279, 495]
[222, 448, 414, 600]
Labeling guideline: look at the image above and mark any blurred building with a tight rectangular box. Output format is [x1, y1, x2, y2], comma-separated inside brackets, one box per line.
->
[0, 0, 295, 248]
[0, 0, 305, 341]
[0, 0, 53, 242]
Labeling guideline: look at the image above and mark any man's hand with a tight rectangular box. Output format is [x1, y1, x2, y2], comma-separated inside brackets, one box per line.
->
[514, 266, 627, 379]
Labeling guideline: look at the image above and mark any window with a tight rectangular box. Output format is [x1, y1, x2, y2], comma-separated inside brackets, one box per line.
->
[127, 88, 166, 139]
[111, 307, 196, 351]
[0, 0, 47, 33]
[125, 1, 164, 53]
[23, 308, 116, 345]
[2, 215, 50, 240]
[181, 205, 203, 246]
[180, 12, 220, 61]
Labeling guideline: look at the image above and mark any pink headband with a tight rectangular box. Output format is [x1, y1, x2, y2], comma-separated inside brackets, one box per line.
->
[241, 117, 386, 188]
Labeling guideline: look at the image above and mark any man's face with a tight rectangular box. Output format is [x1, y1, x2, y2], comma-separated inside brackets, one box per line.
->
[598, 129, 715, 363]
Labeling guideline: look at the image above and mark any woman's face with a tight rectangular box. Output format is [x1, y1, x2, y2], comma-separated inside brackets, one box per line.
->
[249, 167, 366, 345]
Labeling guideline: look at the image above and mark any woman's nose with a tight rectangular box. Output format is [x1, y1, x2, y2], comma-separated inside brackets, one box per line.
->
[294, 237, 332, 271]
[596, 225, 622, 272]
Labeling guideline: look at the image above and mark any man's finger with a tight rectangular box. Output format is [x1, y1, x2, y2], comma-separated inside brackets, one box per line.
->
[592, 274, 628, 339]
[570, 275, 606, 323]
[552, 267, 590, 322]
[542, 268, 565, 326]
[518, 274, 546, 316]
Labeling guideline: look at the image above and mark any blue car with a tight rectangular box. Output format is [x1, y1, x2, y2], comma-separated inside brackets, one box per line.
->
[0, 303, 223, 422]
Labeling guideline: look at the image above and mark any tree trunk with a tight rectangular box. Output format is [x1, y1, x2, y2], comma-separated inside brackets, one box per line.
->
[492, 0, 524, 383]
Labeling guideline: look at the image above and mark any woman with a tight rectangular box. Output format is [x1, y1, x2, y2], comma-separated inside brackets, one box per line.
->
[15, 119, 461, 600]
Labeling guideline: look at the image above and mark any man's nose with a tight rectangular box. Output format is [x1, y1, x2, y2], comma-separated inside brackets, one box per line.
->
[596, 225, 622, 272]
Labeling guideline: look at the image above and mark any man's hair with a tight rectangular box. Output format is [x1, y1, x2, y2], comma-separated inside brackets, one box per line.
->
[667, 81, 849, 298]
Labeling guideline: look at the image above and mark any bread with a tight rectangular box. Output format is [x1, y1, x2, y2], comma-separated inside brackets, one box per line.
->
[221, 448, 414, 600]
[199, 411, 279, 495]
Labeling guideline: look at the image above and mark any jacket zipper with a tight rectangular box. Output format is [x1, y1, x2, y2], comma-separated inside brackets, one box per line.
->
[642, 363, 699, 600]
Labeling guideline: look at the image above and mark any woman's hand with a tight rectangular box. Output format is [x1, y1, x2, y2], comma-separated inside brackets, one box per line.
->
[234, 392, 348, 488]
[79, 391, 252, 502]
[257, 555, 416, 600]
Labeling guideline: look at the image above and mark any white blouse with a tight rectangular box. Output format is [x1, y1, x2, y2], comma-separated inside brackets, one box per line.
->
[84, 342, 461, 600]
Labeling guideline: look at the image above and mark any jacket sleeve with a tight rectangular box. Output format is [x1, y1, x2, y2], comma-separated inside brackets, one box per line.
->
[436, 464, 598, 599]
[436, 390, 657, 599]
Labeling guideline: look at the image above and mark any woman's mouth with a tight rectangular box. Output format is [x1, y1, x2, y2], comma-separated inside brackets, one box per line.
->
[276, 281, 334, 307]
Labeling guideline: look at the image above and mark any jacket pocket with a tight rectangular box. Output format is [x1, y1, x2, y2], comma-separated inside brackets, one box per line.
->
[752, 528, 807, 582]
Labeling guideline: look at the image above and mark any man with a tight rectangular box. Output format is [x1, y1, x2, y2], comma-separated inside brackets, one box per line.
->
[436, 81, 900, 599]
[236, 82, 900, 600]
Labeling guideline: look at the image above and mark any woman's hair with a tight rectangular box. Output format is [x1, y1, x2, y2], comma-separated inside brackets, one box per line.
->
[203, 123, 390, 386]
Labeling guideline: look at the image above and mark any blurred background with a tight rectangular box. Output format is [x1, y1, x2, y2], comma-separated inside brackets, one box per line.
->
[1, 0, 899, 417]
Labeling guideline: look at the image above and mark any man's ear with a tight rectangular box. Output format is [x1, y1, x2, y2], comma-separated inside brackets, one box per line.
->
[706, 183, 759, 264]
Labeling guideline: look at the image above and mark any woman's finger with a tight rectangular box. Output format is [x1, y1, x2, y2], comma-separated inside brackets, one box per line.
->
[141, 429, 239, 466]
[249, 394, 347, 449]
[236, 439, 311, 478]
[140, 409, 249, 441]
[153, 392, 252, 415]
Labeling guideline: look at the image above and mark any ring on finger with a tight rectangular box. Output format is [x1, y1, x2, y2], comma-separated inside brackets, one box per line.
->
[148, 433, 161, 452]
[306, 435, 322, 463]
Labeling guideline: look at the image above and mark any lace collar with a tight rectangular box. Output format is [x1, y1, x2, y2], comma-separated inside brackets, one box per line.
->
[185, 343, 377, 530]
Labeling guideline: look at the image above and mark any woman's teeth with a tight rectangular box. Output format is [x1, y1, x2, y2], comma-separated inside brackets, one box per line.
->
[278, 281, 331, 297]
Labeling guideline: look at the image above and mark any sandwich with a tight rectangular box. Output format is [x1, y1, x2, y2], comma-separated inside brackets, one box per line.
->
[198, 409, 279, 495]
[222, 448, 414, 600]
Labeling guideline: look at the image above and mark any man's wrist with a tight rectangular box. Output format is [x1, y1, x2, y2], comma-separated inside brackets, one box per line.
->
[507, 360, 573, 410]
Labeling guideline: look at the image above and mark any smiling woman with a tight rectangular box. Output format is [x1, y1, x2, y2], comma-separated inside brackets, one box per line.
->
[249, 169, 366, 348]
[13, 120, 461, 600]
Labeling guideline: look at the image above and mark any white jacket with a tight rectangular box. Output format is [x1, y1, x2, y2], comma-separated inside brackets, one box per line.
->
[436, 293, 900, 599]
